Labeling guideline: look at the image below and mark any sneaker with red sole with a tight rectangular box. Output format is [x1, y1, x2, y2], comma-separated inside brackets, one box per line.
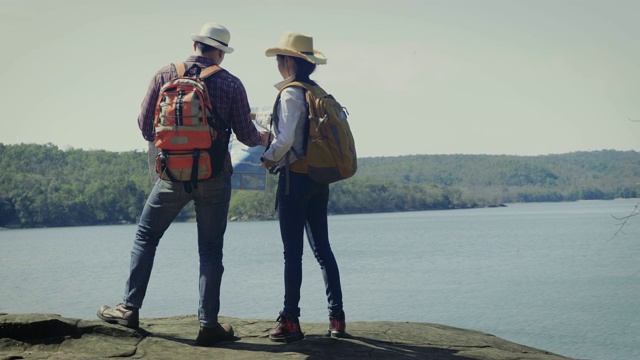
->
[269, 315, 304, 343]
[328, 310, 346, 338]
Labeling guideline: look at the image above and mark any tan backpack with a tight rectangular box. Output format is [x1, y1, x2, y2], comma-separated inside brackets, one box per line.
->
[273, 82, 357, 184]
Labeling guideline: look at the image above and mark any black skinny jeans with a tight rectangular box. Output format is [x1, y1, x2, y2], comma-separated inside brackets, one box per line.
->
[277, 170, 343, 318]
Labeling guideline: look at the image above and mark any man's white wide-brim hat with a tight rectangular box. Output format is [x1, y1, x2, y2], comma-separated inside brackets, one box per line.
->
[265, 31, 327, 65]
[191, 22, 234, 54]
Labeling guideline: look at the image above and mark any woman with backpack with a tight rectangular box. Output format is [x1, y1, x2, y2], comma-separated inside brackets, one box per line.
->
[256, 31, 346, 343]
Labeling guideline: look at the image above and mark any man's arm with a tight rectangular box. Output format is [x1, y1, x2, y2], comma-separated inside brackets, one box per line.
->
[138, 71, 167, 142]
[229, 81, 265, 147]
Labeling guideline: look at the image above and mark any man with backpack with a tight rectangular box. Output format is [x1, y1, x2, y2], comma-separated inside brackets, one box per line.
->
[97, 22, 269, 346]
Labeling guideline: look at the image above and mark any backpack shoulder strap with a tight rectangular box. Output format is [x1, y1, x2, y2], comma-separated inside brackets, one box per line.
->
[281, 81, 311, 93]
[173, 62, 187, 77]
[272, 82, 312, 121]
[172, 63, 221, 78]
[282, 82, 328, 100]
[199, 65, 222, 79]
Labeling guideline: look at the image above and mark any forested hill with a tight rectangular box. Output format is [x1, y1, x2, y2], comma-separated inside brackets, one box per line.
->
[0, 143, 638, 228]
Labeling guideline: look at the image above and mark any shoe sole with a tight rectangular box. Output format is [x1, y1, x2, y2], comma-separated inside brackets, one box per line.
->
[329, 330, 346, 338]
[269, 332, 305, 343]
[97, 311, 139, 329]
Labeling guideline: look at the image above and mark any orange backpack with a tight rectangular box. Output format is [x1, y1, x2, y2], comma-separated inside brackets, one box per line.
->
[153, 62, 229, 191]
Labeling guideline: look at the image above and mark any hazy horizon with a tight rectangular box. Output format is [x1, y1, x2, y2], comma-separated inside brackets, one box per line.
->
[1, 0, 638, 157]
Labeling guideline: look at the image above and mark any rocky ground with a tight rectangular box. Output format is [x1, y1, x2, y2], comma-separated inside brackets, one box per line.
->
[0, 313, 576, 359]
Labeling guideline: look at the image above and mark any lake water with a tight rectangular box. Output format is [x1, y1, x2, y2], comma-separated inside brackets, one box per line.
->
[1, 199, 638, 360]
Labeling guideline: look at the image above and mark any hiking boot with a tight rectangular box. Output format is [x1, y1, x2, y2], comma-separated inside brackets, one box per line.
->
[328, 310, 346, 338]
[269, 315, 304, 343]
[97, 303, 139, 329]
[195, 323, 235, 346]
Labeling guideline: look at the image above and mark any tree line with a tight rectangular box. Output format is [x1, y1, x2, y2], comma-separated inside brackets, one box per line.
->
[0, 143, 638, 228]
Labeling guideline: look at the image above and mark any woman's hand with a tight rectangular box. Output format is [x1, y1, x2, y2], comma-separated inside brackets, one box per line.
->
[261, 157, 277, 169]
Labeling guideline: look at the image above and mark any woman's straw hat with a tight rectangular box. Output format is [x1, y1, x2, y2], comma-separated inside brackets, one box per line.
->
[265, 31, 327, 64]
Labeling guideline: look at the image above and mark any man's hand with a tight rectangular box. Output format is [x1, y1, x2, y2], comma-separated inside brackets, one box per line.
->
[260, 131, 272, 147]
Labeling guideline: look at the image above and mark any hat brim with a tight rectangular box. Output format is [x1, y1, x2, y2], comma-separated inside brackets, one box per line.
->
[265, 47, 327, 65]
[191, 34, 234, 54]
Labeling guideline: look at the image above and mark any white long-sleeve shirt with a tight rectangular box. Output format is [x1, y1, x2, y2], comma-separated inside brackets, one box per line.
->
[257, 77, 308, 167]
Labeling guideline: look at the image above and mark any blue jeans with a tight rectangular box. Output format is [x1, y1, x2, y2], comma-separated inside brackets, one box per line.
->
[277, 171, 343, 318]
[123, 175, 231, 327]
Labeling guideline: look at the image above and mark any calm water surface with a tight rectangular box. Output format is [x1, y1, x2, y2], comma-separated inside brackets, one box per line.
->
[1, 200, 638, 360]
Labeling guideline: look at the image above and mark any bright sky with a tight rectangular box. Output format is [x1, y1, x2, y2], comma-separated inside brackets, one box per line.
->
[1, 0, 639, 157]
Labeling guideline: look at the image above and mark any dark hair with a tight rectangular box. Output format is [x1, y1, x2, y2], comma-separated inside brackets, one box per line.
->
[196, 42, 218, 54]
[278, 55, 318, 86]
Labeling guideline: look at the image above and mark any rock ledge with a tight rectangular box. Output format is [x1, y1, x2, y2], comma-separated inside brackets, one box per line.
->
[0, 313, 574, 359]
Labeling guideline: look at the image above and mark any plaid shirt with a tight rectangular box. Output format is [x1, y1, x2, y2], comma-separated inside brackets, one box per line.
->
[137, 55, 261, 175]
